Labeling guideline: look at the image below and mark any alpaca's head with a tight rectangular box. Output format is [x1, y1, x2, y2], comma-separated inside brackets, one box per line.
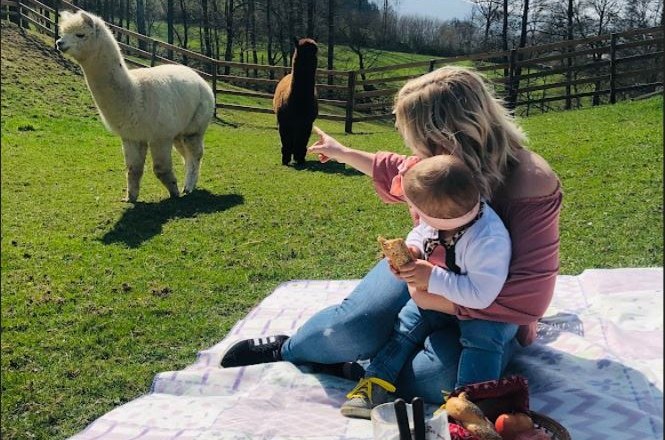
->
[56, 10, 108, 63]
[292, 38, 318, 74]
[294, 38, 318, 59]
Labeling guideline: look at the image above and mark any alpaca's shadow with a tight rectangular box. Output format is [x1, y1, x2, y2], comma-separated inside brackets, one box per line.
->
[101, 189, 244, 248]
[292, 159, 364, 176]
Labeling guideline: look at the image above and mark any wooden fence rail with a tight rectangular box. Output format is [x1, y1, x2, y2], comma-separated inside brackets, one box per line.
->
[3, 0, 663, 132]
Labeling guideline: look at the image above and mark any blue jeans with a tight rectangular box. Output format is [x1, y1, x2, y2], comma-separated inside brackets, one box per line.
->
[281, 259, 519, 403]
[365, 299, 518, 389]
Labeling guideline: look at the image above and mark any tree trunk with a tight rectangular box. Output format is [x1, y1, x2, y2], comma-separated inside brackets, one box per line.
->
[327, 0, 335, 97]
[136, 0, 146, 50]
[382, 0, 388, 45]
[248, 0, 258, 76]
[166, 0, 174, 59]
[124, 0, 130, 44]
[565, 0, 573, 109]
[295, 0, 303, 37]
[502, 0, 508, 78]
[212, 0, 220, 59]
[266, 0, 275, 79]
[179, 0, 189, 64]
[224, 0, 235, 75]
[288, 0, 295, 60]
[508, 0, 529, 108]
[201, 0, 212, 58]
[307, 0, 315, 37]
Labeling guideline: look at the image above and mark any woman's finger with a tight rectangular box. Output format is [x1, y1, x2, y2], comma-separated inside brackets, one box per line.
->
[312, 126, 326, 140]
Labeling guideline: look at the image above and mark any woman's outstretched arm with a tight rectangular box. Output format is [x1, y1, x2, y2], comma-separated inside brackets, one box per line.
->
[307, 126, 375, 176]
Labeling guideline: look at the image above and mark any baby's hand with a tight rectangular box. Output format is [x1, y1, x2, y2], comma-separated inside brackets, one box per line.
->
[408, 246, 422, 259]
[398, 259, 434, 292]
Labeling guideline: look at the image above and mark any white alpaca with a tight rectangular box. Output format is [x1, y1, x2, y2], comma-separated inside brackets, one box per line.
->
[56, 10, 215, 202]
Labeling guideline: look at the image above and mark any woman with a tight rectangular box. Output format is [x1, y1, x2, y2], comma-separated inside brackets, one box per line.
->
[221, 66, 562, 405]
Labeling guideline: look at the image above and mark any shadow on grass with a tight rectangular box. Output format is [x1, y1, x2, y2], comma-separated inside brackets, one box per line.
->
[101, 189, 244, 248]
[292, 159, 364, 176]
[213, 115, 239, 128]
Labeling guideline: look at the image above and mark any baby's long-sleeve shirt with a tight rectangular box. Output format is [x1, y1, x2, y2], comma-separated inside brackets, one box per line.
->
[373, 152, 562, 346]
[405, 204, 511, 309]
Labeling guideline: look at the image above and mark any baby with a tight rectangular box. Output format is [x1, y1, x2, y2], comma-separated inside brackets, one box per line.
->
[342, 155, 516, 419]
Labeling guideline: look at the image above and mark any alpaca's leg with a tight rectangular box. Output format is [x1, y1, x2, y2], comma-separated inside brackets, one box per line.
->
[278, 123, 293, 166]
[179, 134, 204, 194]
[150, 140, 180, 198]
[294, 121, 314, 165]
[122, 139, 148, 203]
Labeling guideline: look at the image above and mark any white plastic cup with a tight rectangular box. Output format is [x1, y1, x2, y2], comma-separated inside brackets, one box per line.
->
[370, 402, 451, 440]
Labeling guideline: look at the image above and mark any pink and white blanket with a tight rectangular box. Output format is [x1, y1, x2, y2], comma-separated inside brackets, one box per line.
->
[70, 268, 663, 440]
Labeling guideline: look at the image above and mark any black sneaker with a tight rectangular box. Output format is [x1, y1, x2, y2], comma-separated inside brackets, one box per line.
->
[311, 362, 365, 381]
[220, 335, 289, 368]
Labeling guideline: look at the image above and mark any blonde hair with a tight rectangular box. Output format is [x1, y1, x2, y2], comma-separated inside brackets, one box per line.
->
[402, 155, 479, 219]
[393, 66, 526, 199]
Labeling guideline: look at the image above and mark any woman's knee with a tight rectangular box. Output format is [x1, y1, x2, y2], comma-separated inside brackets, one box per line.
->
[283, 261, 410, 362]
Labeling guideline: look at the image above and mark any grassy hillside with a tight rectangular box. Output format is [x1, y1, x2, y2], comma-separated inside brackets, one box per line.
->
[1, 21, 662, 440]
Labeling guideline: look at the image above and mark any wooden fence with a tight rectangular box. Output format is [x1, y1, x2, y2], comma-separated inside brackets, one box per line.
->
[3, 0, 663, 133]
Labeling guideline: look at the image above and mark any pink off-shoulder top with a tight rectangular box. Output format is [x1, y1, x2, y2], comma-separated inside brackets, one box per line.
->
[373, 152, 563, 346]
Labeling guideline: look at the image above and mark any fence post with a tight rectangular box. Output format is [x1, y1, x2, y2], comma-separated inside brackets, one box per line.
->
[18, 0, 25, 29]
[565, 44, 573, 110]
[506, 49, 517, 109]
[212, 62, 218, 118]
[54, 0, 59, 43]
[345, 70, 356, 134]
[609, 33, 618, 104]
[150, 40, 158, 67]
[428, 59, 436, 72]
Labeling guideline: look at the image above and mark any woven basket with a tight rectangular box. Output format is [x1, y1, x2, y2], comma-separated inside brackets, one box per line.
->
[529, 411, 571, 440]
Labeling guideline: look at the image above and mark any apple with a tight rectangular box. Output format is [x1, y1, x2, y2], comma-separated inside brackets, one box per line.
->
[494, 413, 535, 440]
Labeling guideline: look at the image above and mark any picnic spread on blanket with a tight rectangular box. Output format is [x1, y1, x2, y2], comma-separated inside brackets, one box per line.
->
[69, 267, 663, 440]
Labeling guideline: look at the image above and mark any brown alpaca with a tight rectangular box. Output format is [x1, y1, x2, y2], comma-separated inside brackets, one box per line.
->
[272, 38, 318, 166]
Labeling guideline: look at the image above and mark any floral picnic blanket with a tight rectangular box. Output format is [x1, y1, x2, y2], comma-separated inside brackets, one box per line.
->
[69, 268, 663, 440]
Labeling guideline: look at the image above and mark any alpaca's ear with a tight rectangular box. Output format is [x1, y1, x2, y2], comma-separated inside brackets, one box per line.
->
[80, 11, 95, 28]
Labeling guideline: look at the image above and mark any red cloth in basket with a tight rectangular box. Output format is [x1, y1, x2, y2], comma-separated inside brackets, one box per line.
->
[447, 375, 530, 440]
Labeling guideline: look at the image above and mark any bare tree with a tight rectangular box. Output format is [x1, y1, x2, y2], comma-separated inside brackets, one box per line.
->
[306, 0, 315, 37]
[174, 0, 190, 63]
[327, 0, 336, 95]
[136, 0, 147, 49]
[470, 0, 502, 49]
[224, 0, 235, 74]
[623, 0, 662, 27]
[165, 0, 174, 58]
[201, 0, 212, 57]
[266, 0, 277, 75]
[502, 0, 509, 52]
[507, 0, 530, 108]
[249, 0, 258, 71]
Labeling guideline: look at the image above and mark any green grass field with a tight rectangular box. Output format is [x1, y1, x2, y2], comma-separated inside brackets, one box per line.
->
[1, 21, 663, 440]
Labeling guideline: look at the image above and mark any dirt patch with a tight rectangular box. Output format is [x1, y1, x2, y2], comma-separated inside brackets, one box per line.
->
[1, 20, 97, 121]
[1, 20, 82, 74]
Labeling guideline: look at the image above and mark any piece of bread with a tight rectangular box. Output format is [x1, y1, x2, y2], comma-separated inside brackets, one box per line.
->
[445, 392, 502, 440]
[378, 236, 414, 268]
